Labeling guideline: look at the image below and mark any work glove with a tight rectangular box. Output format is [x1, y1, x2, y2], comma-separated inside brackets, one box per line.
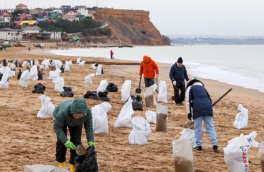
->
[156, 74, 159, 77]
[173, 81, 176, 86]
[88, 141, 95, 148]
[65, 140, 76, 150]
[188, 113, 192, 120]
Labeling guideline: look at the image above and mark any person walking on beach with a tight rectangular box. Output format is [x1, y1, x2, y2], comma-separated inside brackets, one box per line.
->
[110, 50, 114, 59]
[139, 55, 159, 87]
[53, 98, 95, 172]
[185, 77, 219, 153]
[169, 57, 189, 106]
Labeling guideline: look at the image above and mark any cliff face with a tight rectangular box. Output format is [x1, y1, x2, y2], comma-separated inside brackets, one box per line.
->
[93, 8, 170, 46]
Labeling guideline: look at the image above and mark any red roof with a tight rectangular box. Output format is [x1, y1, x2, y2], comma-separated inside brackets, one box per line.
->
[1, 12, 12, 17]
[16, 3, 27, 7]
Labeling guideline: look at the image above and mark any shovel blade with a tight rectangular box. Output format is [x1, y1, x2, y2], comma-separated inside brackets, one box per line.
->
[135, 88, 141, 94]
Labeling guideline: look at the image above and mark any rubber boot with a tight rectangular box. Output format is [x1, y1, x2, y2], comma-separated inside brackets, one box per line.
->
[58, 162, 65, 168]
[70, 164, 76, 172]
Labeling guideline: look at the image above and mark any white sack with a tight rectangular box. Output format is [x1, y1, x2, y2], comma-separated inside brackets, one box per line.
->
[114, 97, 134, 128]
[24, 165, 69, 172]
[52, 69, 61, 83]
[41, 58, 50, 70]
[91, 64, 96, 70]
[129, 116, 152, 145]
[121, 80, 131, 102]
[37, 95, 55, 119]
[55, 77, 64, 93]
[157, 80, 168, 103]
[48, 71, 54, 80]
[97, 79, 108, 93]
[96, 64, 102, 76]
[144, 84, 157, 107]
[19, 70, 30, 87]
[179, 129, 197, 148]
[65, 61, 71, 72]
[228, 131, 259, 148]
[30, 65, 38, 81]
[79, 61, 85, 66]
[92, 105, 109, 134]
[84, 74, 95, 84]
[0, 73, 9, 89]
[233, 104, 248, 129]
[77, 57, 81, 64]
[145, 111, 156, 124]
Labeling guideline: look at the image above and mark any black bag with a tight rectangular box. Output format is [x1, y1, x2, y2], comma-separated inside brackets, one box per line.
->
[74, 146, 98, 172]
[131, 95, 143, 111]
[32, 83, 45, 94]
[84, 90, 111, 101]
[106, 83, 118, 92]
[60, 87, 74, 97]
[3, 59, 7, 67]
[101, 67, 104, 74]
[98, 90, 108, 97]
[38, 71, 43, 80]
[0, 73, 3, 81]
[17, 70, 22, 80]
[60, 65, 64, 73]
[94, 62, 98, 67]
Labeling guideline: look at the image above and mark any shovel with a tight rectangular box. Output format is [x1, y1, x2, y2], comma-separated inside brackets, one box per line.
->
[135, 77, 142, 94]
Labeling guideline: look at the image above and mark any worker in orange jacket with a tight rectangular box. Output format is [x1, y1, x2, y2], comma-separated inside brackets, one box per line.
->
[139, 56, 159, 87]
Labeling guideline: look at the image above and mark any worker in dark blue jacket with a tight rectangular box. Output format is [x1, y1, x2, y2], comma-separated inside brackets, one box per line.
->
[169, 57, 189, 106]
[185, 77, 219, 153]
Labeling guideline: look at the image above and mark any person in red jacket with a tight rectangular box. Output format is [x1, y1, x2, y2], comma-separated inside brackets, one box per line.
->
[110, 50, 114, 59]
[139, 56, 159, 87]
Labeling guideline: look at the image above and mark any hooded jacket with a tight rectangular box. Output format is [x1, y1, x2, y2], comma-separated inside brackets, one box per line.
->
[53, 98, 94, 144]
[139, 57, 159, 79]
[169, 63, 189, 86]
[185, 80, 213, 119]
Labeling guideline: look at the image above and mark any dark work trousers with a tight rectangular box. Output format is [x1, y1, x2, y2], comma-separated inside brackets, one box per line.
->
[173, 84, 185, 104]
[144, 78, 154, 87]
[56, 125, 82, 165]
[111, 54, 113, 59]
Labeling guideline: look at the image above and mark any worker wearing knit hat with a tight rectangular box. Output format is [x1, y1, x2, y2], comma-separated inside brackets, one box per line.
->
[139, 55, 159, 87]
[169, 57, 189, 106]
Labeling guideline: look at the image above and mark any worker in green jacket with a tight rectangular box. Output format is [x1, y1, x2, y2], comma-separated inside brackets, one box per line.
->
[53, 98, 95, 172]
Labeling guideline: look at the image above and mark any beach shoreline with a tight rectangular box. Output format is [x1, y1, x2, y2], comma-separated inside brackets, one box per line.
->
[0, 47, 263, 171]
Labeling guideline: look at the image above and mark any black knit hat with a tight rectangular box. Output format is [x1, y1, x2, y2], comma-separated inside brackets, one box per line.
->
[177, 57, 183, 63]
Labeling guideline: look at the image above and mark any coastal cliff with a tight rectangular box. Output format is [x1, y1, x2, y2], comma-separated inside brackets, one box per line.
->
[93, 8, 170, 46]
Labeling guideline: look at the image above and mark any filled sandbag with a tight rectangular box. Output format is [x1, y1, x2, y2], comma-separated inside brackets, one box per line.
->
[131, 95, 143, 111]
[96, 64, 102, 76]
[77, 57, 81, 64]
[91, 64, 96, 70]
[84, 90, 111, 101]
[145, 110, 156, 124]
[114, 97, 134, 128]
[156, 103, 168, 132]
[228, 131, 259, 148]
[157, 80, 168, 103]
[259, 141, 264, 171]
[41, 58, 50, 70]
[129, 116, 152, 145]
[52, 69, 61, 83]
[19, 70, 30, 87]
[79, 61, 85, 66]
[60, 87, 74, 97]
[224, 134, 250, 172]
[84, 74, 95, 84]
[97, 79, 108, 93]
[0, 73, 8, 89]
[48, 71, 54, 80]
[172, 140, 194, 172]
[65, 61, 71, 72]
[233, 104, 248, 129]
[106, 83, 118, 92]
[24, 165, 69, 172]
[55, 77, 64, 93]
[74, 146, 98, 172]
[92, 103, 111, 134]
[121, 80, 131, 102]
[29, 65, 38, 81]
[144, 84, 157, 107]
[179, 128, 197, 148]
[37, 95, 55, 119]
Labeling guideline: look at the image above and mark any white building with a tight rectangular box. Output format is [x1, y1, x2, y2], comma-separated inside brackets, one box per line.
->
[50, 32, 62, 40]
[22, 26, 41, 34]
[0, 28, 22, 41]
[16, 3, 28, 10]
[0, 12, 12, 25]
[77, 8, 92, 17]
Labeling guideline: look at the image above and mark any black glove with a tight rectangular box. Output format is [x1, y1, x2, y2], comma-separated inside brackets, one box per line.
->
[188, 113, 192, 120]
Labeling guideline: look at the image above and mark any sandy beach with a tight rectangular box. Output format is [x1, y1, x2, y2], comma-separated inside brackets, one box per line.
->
[0, 47, 263, 172]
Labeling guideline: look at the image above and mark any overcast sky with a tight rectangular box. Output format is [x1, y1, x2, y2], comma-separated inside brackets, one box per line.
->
[4, 0, 264, 36]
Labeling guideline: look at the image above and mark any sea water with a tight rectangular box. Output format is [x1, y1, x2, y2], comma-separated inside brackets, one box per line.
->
[49, 45, 264, 92]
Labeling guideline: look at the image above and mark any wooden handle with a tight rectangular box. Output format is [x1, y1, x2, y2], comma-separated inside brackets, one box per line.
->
[212, 88, 232, 107]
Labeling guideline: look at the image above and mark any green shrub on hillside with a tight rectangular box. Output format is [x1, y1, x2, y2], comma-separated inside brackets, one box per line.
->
[82, 28, 111, 37]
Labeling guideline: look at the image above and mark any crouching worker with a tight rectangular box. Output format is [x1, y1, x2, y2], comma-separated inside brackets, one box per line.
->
[185, 77, 219, 153]
[53, 98, 95, 172]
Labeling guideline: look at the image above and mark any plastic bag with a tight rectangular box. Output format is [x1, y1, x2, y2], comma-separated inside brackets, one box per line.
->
[19, 70, 30, 87]
[37, 95, 55, 119]
[92, 105, 109, 134]
[74, 146, 98, 172]
[228, 131, 259, 148]
[97, 79, 108, 93]
[172, 140, 194, 172]
[52, 69, 61, 83]
[131, 95, 143, 111]
[157, 80, 168, 103]
[106, 83, 118, 92]
[259, 141, 264, 172]
[77, 57, 81, 64]
[65, 61, 71, 72]
[84, 74, 95, 84]
[145, 111, 156, 124]
[156, 103, 168, 131]
[114, 97, 134, 128]
[24, 165, 69, 172]
[0, 73, 8, 89]
[30, 65, 38, 81]
[121, 80, 131, 102]
[144, 84, 157, 107]
[96, 64, 102, 76]
[179, 129, 197, 148]
[55, 77, 64, 93]
[233, 104, 248, 129]
[129, 116, 152, 145]
[224, 134, 250, 172]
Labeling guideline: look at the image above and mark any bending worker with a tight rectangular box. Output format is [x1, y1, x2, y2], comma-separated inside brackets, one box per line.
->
[139, 55, 159, 87]
[185, 77, 219, 153]
[53, 98, 95, 172]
